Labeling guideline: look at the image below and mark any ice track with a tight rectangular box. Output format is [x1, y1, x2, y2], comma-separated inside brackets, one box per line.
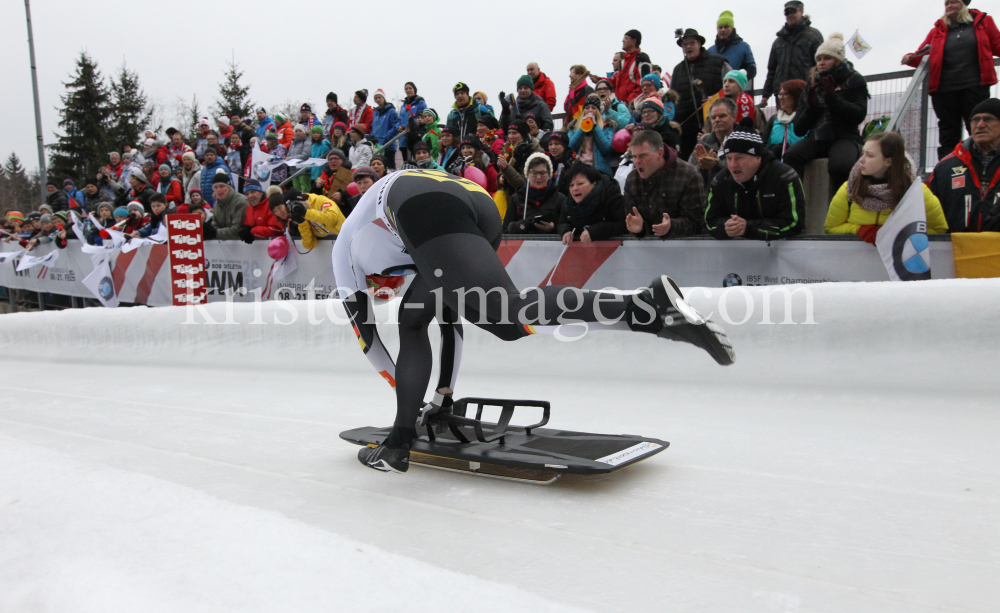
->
[1, 279, 998, 612]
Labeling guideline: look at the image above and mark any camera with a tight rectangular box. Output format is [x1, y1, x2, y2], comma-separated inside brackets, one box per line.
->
[674, 28, 684, 40]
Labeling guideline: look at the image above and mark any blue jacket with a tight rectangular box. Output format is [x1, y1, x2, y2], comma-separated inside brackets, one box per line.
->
[63, 188, 85, 208]
[372, 104, 401, 152]
[602, 97, 633, 130]
[397, 96, 427, 149]
[200, 158, 233, 204]
[255, 116, 276, 142]
[568, 123, 616, 176]
[311, 139, 332, 180]
[708, 34, 757, 80]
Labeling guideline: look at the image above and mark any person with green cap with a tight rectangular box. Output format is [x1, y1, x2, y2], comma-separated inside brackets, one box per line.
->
[719, 69, 757, 125]
[418, 109, 440, 158]
[274, 112, 294, 149]
[708, 11, 757, 82]
[499, 75, 554, 135]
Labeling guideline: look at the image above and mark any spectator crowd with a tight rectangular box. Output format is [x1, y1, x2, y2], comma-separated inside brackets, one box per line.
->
[5, 0, 1000, 257]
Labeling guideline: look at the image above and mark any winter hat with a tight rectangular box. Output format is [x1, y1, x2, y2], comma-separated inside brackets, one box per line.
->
[333, 121, 348, 133]
[374, 89, 386, 101]
[352, 166, 379, 183]
[96, 202, 114, 215]
[211, 172, 232, 186]
[971, 98, 1000, 120]
[158, 164, 171, 174]
[642, 73, 662, 90]
[275, 112, 288, 125]
[189, 187, 201, 194]
[265, 185, 282, 198]
[39, 204, 53, 215]
[583, 94, 601, 109]
[53, 211, 70, 223]
[473, 91, 488, 104]
[640, 97, 665, 115]
[256, 107, 267, 114]
[516, 75, 533, 90]
[460, 134, 485, 150]
[412, 142, 430, 153]
[547, 132, 569, 148]
[310, 125, 323, 134]
[113, 207, 128, 218]
[328, 148, 346, 161]
[815, 32, 846, 63]
[355, 89, 369, 103]
[84, 178, 98, 188]
[265, 132, 278, 141]
[625, 29, 642, 46]
[508, 120, 530, 141]
[422, 108, 440, 122]
[721, 118, 765, 157]
[39, 214, 53, 223]
[27, 212, 41, 221]
[126, 201, 145, 214]
[63, 178, 75, 187]
[784, 1, 804, 10]
[718, 10, 734, 28]
[122, 151, 134, 160]
[294, 124, 308, 134]
[350, 124, 368, 136]
[243, 179, 263, 194]
[371, 154, 388, 167]
[326, 92, 338, 103]
[724, 69, 748, 92]
[130, 170, 147, 183]
[46, 180, 58, 187]
[144, 138, 156, 147]
[300, 103, 312, 112]
[7, 211, 24, 222]
[217, 116, 230, 127]
[477, 115, 499, 131]
[452, 82, 470, 94]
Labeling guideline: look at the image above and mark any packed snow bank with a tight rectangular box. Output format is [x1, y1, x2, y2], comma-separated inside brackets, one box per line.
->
[0, 435, 588, 613]
[2, 279, 997, 391]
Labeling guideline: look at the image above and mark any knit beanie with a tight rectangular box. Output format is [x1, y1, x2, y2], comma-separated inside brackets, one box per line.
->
[547, 132, 569, 148]
[265, 133, 278, 141]
[84, 178, 98, 188]
[53, 211, 70, 223]
[640, 97, 665, 115]
[217, 116, 230, 127]
[130, 170, 147, 184]
[583, 94, 601, 109]
[159, 164, 171, 174]
[311, 125, 323, 134]
[182, 151, 197, 162]
[96, 202, 113, 215]
[412, 142, 430, 153]
[422, 108, 439, 123]
[350, 124, 368, 136]
[328, 148, 346, 161]
[971, 98, 1000, 121]
[721, 118, 765, 157]
[39, 214, 53, 223]
[724, 70, 748, 92]
[211, 172, 231, 186]
[374, 89, 386, 101]
[815, 32, 847, 63]
[460, 134, 485, 150]
[353, 166, 379, 183]
[516, 75, 533, 90]
[477, 114, 499, 131]
[327, 92, 338, 103]
[126, 201, 145, 214]
[474, 91, 488, 104]
[641, 73, 662, 90]
[717, 10, 734, 28]
[452, 82, 470, 94]
[294, 124, 308, 134]
[243, 179, 263, 194]
[63, 178, 74, 187]
[113, 207, 128, 218]
[275, 112, 287, 125]
[333, 121, 348, 133]
[355, 89, 369, 103]
[7, 211, 24, 222]
[509, 120, 530, 141]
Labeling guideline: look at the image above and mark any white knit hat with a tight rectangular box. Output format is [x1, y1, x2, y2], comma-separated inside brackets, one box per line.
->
[217, 116, 230, 126]
[815, 32, 846, 63]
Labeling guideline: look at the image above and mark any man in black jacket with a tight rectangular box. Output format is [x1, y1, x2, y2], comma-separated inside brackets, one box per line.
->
[704, 122, 805, 241]
[44, 182, 69, 212]
[499, 75, 554, 134]
[760, 1, 824, 106]
[671, 28, 732, 160]
[927, 98, 1000, 232]
[113, 170, 158, 212]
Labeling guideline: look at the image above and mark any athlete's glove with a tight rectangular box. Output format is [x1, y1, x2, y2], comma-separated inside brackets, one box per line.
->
[202, 221, 217, 240]
[238, 225, 254, 244]
[289, 202, 307, 225]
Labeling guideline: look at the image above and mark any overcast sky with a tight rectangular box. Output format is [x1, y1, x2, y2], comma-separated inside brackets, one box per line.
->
[0, 0, 955, 174]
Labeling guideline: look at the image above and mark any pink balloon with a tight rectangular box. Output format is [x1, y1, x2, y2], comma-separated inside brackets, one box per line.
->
[346, 182, 360, 196]
[267, 236, 289, 260]
[463, 166, 487, 189]
[612, 129, 632, 154]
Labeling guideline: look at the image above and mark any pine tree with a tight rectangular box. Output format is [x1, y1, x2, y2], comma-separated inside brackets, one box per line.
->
[186, 94, 202, 142]
[3, 153, 39, 213]
[108, 63, 152, 149]
[48, 52, 112, 183]
[214, 59, 255, 119]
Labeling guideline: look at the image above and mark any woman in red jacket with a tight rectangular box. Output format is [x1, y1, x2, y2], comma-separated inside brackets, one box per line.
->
[903, 1, 1000, 158]
[156, 164, 184, 206]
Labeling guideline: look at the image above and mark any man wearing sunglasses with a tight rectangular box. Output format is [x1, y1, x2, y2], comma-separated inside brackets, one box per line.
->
[760, 1, 824, 108]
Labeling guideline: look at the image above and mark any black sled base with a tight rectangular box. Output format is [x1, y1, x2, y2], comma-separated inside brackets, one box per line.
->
[339, 397, 668, 484]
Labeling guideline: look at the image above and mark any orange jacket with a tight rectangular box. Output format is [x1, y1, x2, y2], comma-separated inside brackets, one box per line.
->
[275, 120, 294, 149]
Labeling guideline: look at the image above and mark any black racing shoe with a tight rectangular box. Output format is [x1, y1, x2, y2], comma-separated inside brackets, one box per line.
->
[358, 444, 410, 473]
[649, 275, 735, 366]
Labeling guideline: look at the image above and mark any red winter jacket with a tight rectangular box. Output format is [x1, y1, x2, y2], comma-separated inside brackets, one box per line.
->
[533, 72, 557, 111]
[244, 200, 284, 238]
[907, 9, 1000, 93]
[160, 178, 184, 205]
[609, 49, 652, 104]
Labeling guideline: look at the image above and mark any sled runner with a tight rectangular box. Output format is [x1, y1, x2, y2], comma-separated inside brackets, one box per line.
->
[340, 397, 669, 484]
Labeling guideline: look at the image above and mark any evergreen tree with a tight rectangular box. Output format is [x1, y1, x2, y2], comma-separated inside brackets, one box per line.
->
[214, 59, 255, 119]
[108, 63, 152, 149]
[48, 52, 111, 183]
[2, 153, 39, 213]
[186, 94, 202, 142]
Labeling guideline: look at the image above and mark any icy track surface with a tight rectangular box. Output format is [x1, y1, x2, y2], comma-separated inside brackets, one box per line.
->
[1, 279, 998, 613]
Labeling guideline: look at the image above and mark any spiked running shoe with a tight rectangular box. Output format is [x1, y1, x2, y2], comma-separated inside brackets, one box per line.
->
[358, 444, 410, 473]
[650, 275, 735, 366]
